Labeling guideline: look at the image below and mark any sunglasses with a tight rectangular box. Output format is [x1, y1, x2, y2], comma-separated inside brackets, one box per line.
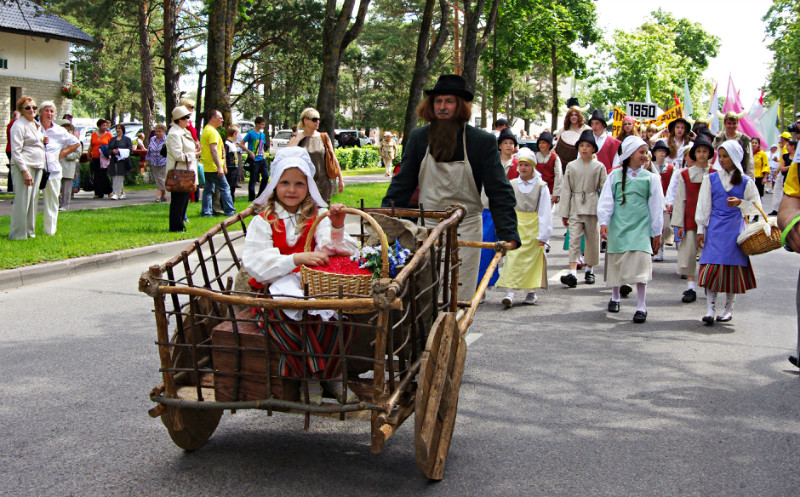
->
[179, 116, 190, 121]
[24, 105, 37, 111]
[306, 117, 320, 123]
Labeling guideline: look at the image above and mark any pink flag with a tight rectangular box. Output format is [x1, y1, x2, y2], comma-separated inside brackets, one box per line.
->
[722, 75, 766, 146]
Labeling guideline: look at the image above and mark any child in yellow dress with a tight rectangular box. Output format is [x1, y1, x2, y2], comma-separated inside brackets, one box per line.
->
[497, 147, 552, 307]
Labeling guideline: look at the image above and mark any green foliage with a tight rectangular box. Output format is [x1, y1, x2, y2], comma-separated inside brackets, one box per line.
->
[763, 0, 800, 127]
[334, 146, 393, 170]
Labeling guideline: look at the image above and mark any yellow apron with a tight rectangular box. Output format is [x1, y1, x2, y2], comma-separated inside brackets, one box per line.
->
[496, 210, 547, 290]
[419, 126, 484, 301]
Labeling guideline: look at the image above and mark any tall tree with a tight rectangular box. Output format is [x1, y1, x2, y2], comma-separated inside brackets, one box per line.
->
[460, 0, 500, 93]
[204, 0, 239, 124]
[162, 0, 182, 114]
[763, 0, 800, 127]
[402, 0, 450, 141]
[316, 0, 370, 135]
[138, 0, 155, 137]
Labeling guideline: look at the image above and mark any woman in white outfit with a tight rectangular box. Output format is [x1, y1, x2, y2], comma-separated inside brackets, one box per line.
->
[8, 96, 45, 240]
[39, 101, 80, 234]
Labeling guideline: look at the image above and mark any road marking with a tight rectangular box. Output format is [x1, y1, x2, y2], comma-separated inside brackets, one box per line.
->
[465, 333, 483, 346]
[550, 269, 569, 284]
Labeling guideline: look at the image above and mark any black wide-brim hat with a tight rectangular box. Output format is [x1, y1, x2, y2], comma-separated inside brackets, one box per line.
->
[575, 129, 598, 153]
[497, 127, 517, 146]
[588, 109, 607, 127]
[537, 131, 554, 148]
[652, 140, 670, 155]
[689, 135, 714, 162]
[424, 74, 474, 102]
[668, 117, 690, 134]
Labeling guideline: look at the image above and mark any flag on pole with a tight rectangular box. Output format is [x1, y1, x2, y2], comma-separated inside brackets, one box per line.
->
[645, 80, 652, 104]
[748, 90, 765, 124]
[722, 74, 766, 145]
[708, 84, 720, 134]
[683, 78, 694, 117]
[756, 100, 780, 147]
[674, 92, 680, 107]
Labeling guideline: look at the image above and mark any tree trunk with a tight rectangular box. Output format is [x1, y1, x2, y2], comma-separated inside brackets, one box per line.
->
[196, 70, 205, 129]
[317, 0, 371, 137]
[460, 0, 500, 94]
[402, 0, 450, 141]
[163, 0, 182, 116]
[138, 0, 154, 138]
[205, 0, 238, 125]
[550, 42, 558, 131]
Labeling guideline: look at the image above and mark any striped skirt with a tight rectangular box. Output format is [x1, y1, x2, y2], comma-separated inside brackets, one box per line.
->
[697, 263, 756, 294]
[256, 308, 357, 379]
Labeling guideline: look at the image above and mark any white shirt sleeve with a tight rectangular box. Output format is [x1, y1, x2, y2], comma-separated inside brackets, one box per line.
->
[596, 172, 616, 227]
[241, 215, 299, 284]
[648, 174, 665, 236]
[537, 184, 552, 243]
[737, 178, 763, 216]
[665, 168, 680, 206]
[695, 176, 712, 235]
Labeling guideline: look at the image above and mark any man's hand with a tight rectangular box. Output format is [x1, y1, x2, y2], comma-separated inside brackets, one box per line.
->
[552, 196, 559, 204]
[600, 225, 609, 240]
[506, 240, 519, 250]
[562, 217, 569, 227]
[666, 204, 673, 215]
[651, 235, 662, 255]
[677, 227, 683, 239]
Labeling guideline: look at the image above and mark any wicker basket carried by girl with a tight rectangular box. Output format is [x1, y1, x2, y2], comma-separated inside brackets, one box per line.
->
[737, 203, 782, 256]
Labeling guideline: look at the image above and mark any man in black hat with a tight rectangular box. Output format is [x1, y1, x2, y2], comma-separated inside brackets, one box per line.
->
[382, 74, 520, 298]
[588, 109, 620, 173]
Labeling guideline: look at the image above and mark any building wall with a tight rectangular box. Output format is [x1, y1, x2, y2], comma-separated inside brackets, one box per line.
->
[0, 32, 70, 81]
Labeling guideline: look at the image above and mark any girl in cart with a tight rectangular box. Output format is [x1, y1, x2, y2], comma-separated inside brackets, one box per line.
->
[496, 147, 552, 308]
[696, 140, 761, 325]
[242, 146, 359, 404]
[598, 136, 664, 324]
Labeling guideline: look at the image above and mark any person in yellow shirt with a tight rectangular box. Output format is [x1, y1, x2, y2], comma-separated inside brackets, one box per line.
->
[200, 110, 235, 217]
[751, 138, 770, 196]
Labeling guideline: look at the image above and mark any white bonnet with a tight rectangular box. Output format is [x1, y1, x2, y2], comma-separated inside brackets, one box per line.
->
[253, 146, 327, 207]
[618, 136, 648, 163]
[717, 140, 744, 173]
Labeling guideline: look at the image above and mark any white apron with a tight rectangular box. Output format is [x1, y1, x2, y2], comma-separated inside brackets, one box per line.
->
[418, 127, 484, 301]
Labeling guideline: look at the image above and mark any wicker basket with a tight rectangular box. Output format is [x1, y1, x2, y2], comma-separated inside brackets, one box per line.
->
[300, 207, 388, 300]
[738, 203, 782, 256]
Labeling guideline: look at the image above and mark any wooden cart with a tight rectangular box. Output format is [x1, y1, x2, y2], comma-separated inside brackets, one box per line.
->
[139, 204, 509, 480]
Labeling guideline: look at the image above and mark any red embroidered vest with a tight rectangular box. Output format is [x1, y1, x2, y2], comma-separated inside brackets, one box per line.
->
[535, 152, 558, 194]
[249, 210, 318, 289]
[659, 164, 673, 195]
[681, 168, 701, 232]
[595, 135, 621, 173]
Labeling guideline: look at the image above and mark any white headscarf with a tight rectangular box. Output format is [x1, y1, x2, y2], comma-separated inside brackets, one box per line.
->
[618, 136, 648, 163]
[253, 146, 327, 207]
[516, 147, 536, 165]
[717, 140, 744, 173]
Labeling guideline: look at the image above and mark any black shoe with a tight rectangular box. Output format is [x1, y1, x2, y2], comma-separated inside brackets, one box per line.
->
[608, 300, 620, 313]
[701, 315, 715, 325]
[789, 355, 799, 368]
[600, 240, 607, 253]
[769, 210, 778, 216]
[584, 272, 595, 284]
[561, 273, 578, 288]
[682, 289, 696, 303]
[620, 284, 632, 298]
[680, 275, 688, 280]
[632, 310, 647, 323]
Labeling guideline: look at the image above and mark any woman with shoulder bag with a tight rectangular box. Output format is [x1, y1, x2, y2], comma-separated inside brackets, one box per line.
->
[166, 106, 201, 232]
[286, 107, 344, 203]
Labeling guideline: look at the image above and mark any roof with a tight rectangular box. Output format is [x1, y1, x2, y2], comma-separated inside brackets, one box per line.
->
[0, 0, 93, 45]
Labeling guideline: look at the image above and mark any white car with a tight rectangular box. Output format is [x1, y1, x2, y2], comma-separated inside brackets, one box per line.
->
[269, 129, 294, 156]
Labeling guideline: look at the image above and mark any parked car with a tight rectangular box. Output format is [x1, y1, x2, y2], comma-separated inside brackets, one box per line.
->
[517, 138, 539, 153]
[238, 121, 255, 134]
[269, 129, 294, 156]
[334, 129, 371, 148]
[73, 125, 97, 150]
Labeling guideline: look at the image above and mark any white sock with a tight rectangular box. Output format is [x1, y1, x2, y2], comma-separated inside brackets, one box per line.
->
[706, 291, 717, 316]
[586, 267, 593, 274]
[688, 281, 696, 290]
[570, 269, 577, 276]
[724, 293, 735, 313]
[611, 286, 621, 302]
[636, 282, 647, 312]
[506, 292, 515, 299]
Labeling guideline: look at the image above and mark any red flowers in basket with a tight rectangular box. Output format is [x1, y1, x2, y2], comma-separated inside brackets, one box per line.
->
[314, 256, 372, 276]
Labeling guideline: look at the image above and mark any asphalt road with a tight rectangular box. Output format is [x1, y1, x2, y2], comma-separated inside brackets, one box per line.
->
[1, 207, 799, 496]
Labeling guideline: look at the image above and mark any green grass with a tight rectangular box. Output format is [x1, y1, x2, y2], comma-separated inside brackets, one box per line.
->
[0, 182, 389, 269]
[342, 167, 385, 176]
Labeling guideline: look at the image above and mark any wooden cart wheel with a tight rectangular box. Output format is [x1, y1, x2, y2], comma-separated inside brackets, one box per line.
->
[415, 312, 466, 480]
[161, 406, 222, 451]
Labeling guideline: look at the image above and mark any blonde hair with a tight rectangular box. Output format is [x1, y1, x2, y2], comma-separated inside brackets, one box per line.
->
[261, 192, 318, 234]
[178, 97, 196, 108]
[154, 123, 167, 132]
[298, 107, 320, 129]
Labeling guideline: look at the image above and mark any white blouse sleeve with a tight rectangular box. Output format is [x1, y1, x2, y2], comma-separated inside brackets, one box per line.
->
[649, 174, 665, 236]
[313, 213, 359, 256]
[665, 168, 680, 206]
[537, 184, 552, 243]
[596, 173, 616, 227]
[241, 215, 298, 283]
[552, 156, 563, 198]
[695, 176, 713, 235]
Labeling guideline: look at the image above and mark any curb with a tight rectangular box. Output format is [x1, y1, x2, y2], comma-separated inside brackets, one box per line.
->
[0, 239, 193, 291]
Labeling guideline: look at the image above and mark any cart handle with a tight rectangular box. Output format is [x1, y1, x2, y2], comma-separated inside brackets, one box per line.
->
[303, 206, 389, 279]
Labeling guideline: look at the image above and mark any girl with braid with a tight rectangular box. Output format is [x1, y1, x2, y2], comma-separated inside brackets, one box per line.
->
[598, 136, 664, 324]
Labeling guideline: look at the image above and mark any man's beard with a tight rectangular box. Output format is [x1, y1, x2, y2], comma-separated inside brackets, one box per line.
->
[428, 117, 465, 162]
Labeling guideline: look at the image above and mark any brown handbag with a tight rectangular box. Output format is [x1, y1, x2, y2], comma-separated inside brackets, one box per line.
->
[321, 133, 340, 178]
[165, 168, 196, 192]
